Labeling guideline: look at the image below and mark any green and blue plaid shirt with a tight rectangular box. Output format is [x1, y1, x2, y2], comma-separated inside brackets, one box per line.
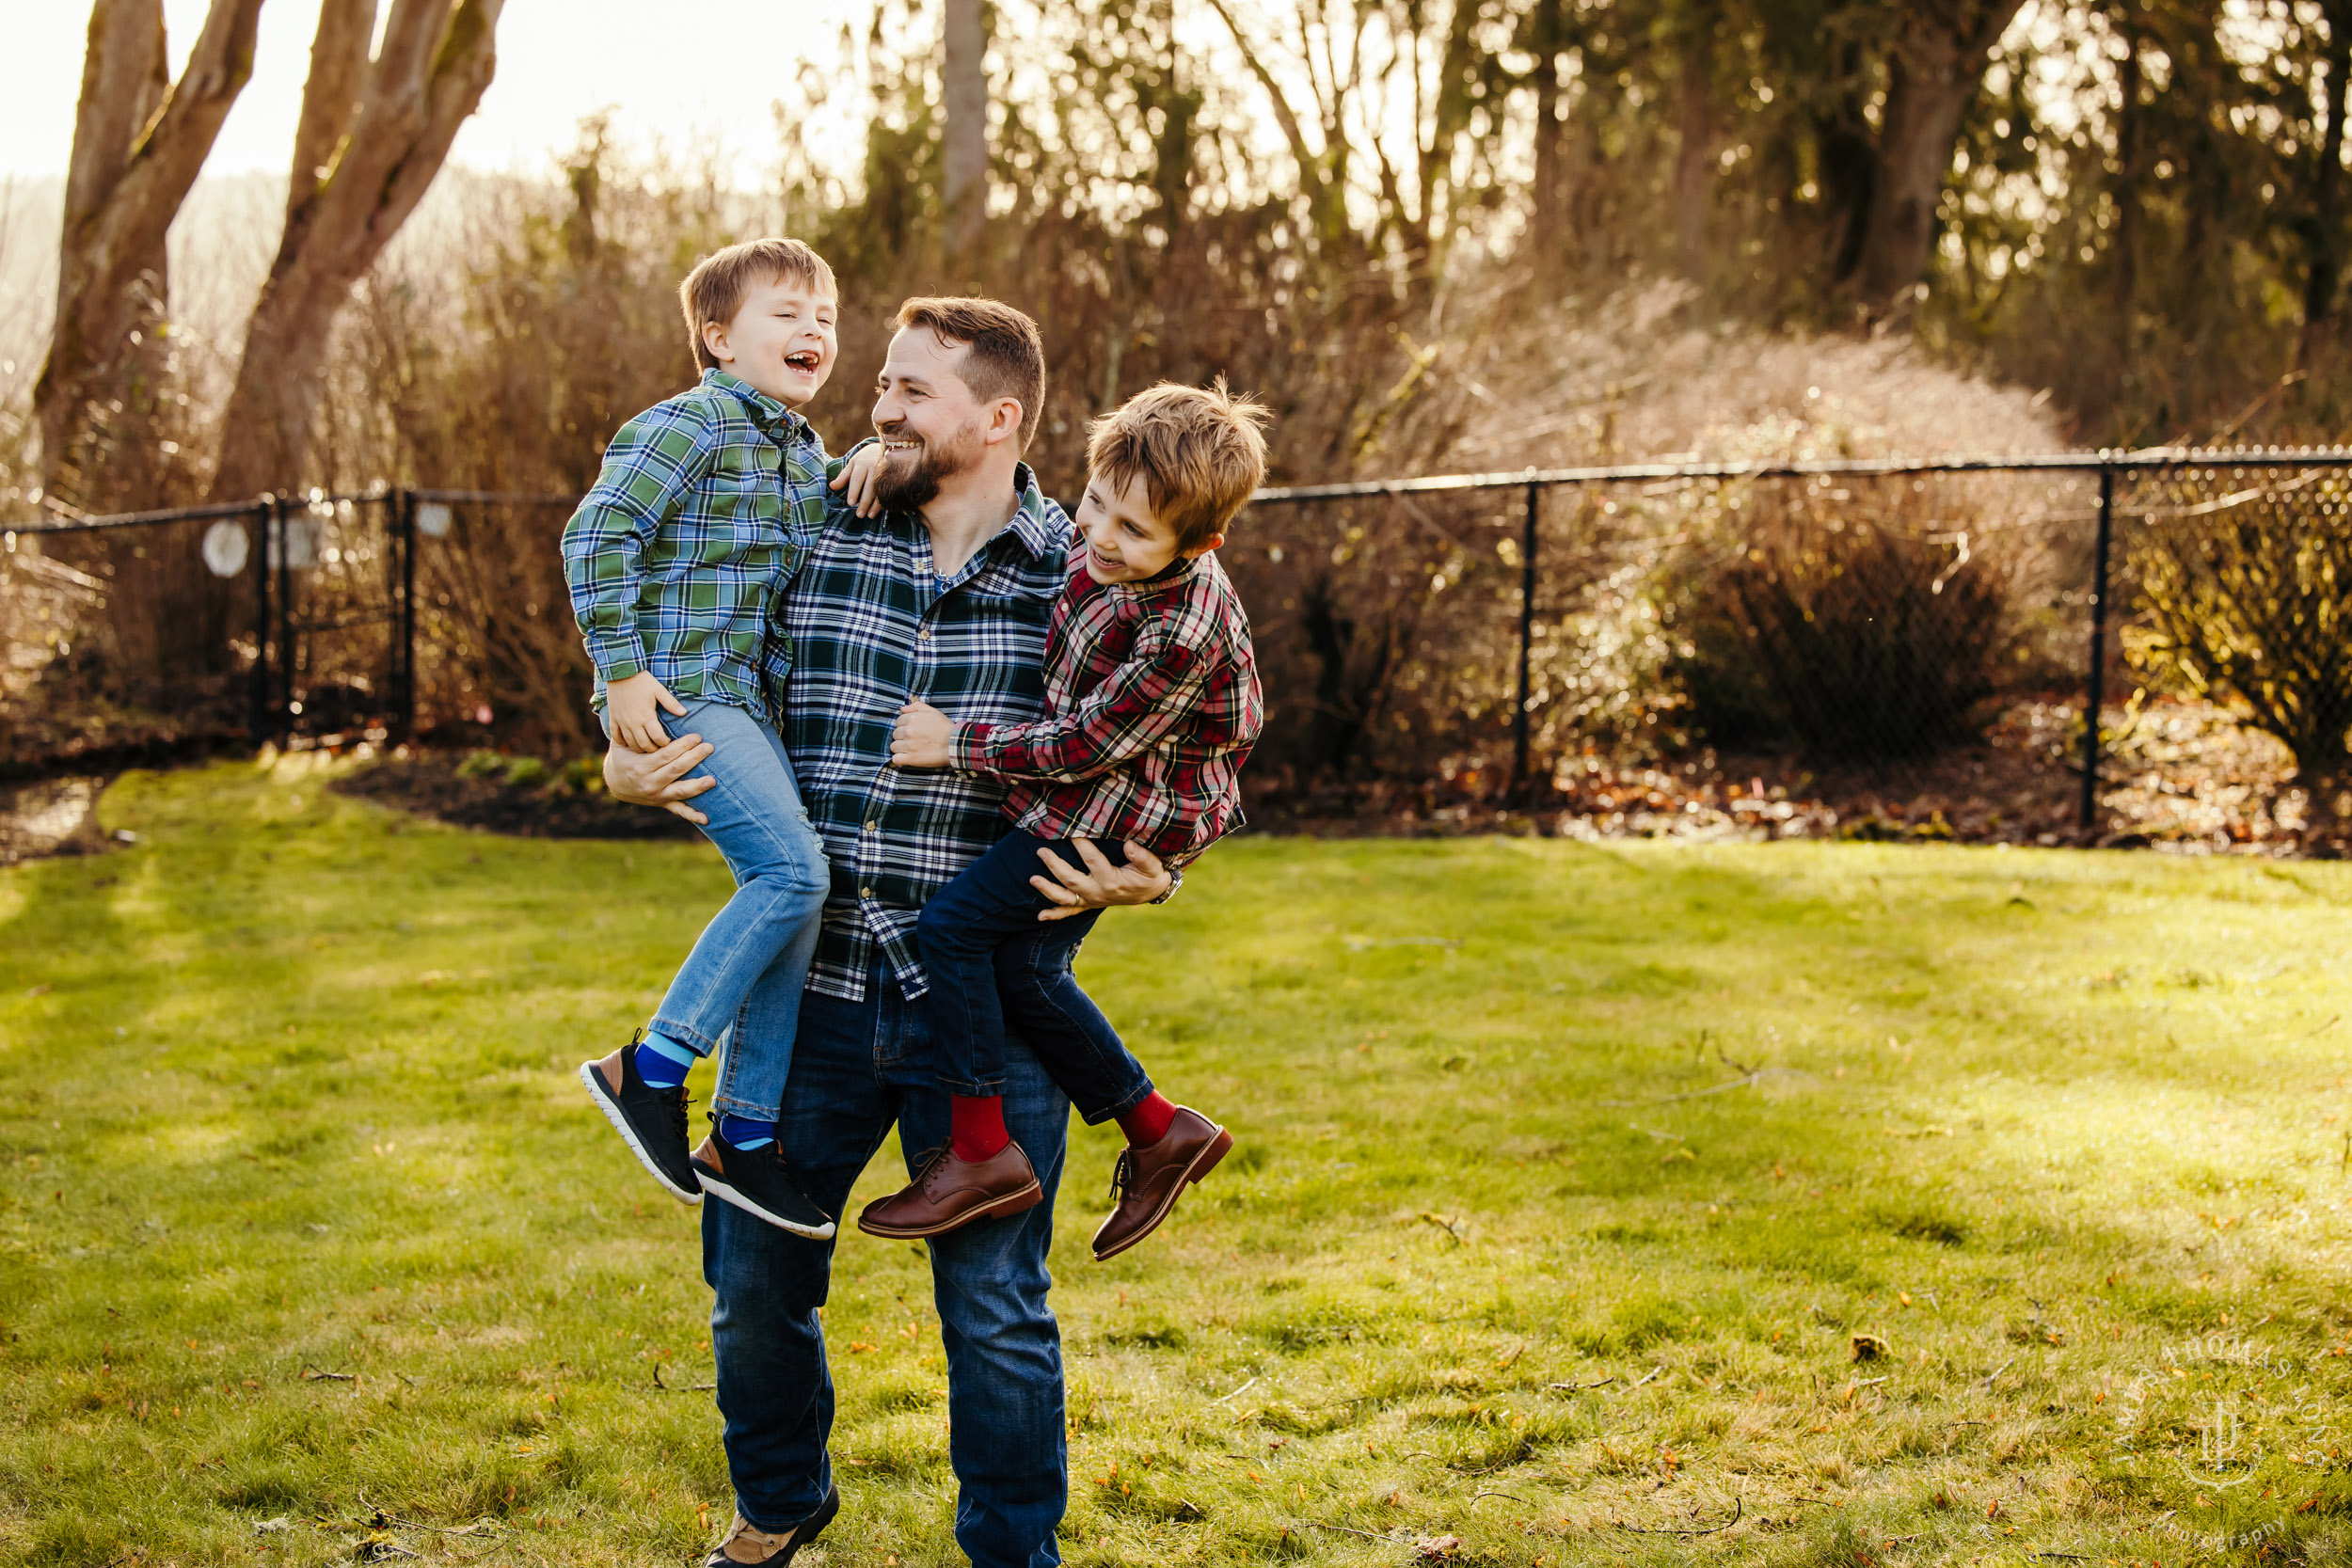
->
[562, 369, 832, 725]
[778, 463, 1075, 1001]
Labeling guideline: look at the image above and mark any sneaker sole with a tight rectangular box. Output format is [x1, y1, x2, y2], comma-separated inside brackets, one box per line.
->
[1092, 1127, 1232, 1261]
[855, 1179, 1044, 1240]
[694, 1164, 838, 1240]
[578, 1060, 701, 1206]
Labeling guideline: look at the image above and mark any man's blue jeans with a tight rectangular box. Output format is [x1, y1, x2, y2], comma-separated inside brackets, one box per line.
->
[628, 698, 829, 1121]
[702, 968, 1069, 1568]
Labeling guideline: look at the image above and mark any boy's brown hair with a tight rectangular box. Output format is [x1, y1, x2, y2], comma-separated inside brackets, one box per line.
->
[679, 238, 836, 372]
[1086, 379, 1271, 551]
[894, 296, 1047, 451]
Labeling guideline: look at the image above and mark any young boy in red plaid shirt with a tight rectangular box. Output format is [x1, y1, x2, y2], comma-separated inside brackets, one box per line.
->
[857, 379, 1268, 1259]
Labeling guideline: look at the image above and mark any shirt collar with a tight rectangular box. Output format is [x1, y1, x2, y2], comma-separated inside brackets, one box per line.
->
[1002, 463, 1065, 561]
[703, 367, 810, 444]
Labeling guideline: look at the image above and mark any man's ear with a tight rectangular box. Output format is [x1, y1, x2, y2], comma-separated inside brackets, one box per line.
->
[982, 397, 1026, 448]
[1183, 531, 1226, 559]
[702, 318, 734, 367]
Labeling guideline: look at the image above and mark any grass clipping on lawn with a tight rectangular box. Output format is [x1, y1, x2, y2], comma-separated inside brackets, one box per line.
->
[5, 756, 2352, 1568]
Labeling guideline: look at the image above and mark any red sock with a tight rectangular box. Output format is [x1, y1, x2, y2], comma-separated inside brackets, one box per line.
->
[1117, 1091, 1178, 1148]
[950, 1095, 1009, 1163]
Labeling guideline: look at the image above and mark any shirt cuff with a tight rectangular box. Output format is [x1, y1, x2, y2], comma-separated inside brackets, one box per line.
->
[948, 721, 993, 776]
[585, 629, 648, 684]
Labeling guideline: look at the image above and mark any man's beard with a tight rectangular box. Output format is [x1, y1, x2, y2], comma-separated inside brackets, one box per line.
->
[873, 419, 985, 511]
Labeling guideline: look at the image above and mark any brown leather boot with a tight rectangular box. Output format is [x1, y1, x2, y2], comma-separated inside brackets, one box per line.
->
[856, 1140, 1042, 1239]
[1091, 1106, 1232, 1261]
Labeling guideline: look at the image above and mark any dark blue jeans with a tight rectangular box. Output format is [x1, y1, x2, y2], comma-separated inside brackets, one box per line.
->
[701, 968, 1070, 1568]
[914, 829, 1156, 1125]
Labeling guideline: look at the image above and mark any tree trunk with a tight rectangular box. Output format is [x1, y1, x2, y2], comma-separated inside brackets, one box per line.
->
[2106, 10, 2141, 436]
[942, 0, 989, 264]
[2299, 2, 2352, 365]
[208, 0, 503, 502]
[1852, 0, 2026, 309]
[35, 0, 262, 509]
[1670, 7, 1715, 283]
[1528, 0, 1565, 269]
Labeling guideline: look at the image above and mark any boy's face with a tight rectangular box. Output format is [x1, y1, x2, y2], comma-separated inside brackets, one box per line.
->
[1073, 468, 1220, 585]
[703, 274, 836, 408]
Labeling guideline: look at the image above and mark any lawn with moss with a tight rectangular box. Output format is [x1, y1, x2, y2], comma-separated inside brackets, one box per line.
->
[5, 757, 2352, 1568]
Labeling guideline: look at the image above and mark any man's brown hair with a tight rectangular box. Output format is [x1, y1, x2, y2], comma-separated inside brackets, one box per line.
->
[1086, 379, 1271, 552]
[679, 238, 836, 372]
[893, 296, 1047, 451]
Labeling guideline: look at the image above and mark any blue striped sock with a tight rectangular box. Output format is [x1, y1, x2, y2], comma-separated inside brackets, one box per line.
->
[719, 1115, 776, 1150]
[632, 1033, 697, 1089]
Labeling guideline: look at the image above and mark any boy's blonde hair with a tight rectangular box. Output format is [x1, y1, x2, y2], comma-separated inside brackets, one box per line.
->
[679, 238, 836, 372]
[1086, 379, 1270, 551]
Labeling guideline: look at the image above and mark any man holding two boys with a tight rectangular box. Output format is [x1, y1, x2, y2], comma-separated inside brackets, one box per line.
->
[580, 240, 1266, 1568]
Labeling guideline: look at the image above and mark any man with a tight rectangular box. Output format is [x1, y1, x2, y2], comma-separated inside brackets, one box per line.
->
[603, 296, 1172, 1568]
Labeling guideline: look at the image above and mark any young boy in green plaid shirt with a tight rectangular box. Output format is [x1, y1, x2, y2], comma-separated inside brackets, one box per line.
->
[563, 237, 850, 1241]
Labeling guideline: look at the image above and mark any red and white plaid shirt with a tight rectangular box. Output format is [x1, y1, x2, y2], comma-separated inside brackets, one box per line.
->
[949, 543, 1261, 865]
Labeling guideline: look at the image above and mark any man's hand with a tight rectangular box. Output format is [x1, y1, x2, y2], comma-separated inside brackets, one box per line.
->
[1031, 839, 1172, 921]
[604, 729, 719, 824]
[891, 700, 954, 768]
[606, 670, 686, 754]
[828, 442, 888, 517]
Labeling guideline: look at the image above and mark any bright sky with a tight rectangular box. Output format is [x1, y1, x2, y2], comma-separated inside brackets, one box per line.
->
[3, 1, 872, 182]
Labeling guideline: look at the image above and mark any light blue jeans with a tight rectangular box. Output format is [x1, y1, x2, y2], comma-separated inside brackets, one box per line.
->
[619, 697, 830, 1121]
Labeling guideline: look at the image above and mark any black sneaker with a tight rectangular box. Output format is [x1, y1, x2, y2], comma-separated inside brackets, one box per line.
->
[691, 1122, 836, 1239]
[579, 1037, 700, 1204]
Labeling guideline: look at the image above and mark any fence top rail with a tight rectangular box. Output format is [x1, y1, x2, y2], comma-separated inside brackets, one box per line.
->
[7, 443, 2352, 532]
[4, 498, 269, 535]
[1248, 444, 2352, 503]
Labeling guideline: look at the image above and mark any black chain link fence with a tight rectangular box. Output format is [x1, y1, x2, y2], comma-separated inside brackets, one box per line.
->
[7, 448, 2351, 851]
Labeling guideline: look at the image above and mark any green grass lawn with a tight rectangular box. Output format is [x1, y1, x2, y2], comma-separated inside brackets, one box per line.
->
[6, 758, 2352, 1568]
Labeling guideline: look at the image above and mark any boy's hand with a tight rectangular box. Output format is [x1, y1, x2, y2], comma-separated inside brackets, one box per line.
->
[829, 442, 888, 517]
[607, 670, 687, 753]
[890, 700, 954, 768]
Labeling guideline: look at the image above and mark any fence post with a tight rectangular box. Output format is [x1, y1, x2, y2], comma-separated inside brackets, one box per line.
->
[393, 488, 418, 741]
[274, 493, 294, 741]
[247, 499, 273, 741]
[1513, 480, 1539, 804]
[2077, 462, 2116, 834]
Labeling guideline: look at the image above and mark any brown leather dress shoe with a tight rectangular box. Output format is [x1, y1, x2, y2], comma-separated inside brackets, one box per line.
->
[1091, 1106, 1232, 1261]
[856, 1140, 1042, 1239]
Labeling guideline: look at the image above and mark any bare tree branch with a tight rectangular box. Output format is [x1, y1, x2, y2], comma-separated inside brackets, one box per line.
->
[211, 0, 505, 499]
[36, 0, 262, 499]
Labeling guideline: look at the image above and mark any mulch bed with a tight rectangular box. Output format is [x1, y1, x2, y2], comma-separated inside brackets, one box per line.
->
[332, 753, 701, 841]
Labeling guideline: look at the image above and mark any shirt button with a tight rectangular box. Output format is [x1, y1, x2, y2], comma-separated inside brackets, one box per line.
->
[860, 886, 874, 898]
[917, 628, 931, 641]
[864, 819, 878, 832]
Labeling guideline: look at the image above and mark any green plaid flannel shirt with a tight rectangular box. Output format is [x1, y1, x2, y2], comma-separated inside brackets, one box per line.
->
[562, 369, 831, 725]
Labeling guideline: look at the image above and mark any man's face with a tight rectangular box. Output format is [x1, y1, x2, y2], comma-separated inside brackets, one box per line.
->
[705, 275, 836, 408]
[868, 326, 992, 510]
[1074, 468, 1200, 584]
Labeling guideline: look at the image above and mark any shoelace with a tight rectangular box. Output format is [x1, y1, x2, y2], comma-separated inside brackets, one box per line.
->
[1105, 1148, 1136, 1204]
